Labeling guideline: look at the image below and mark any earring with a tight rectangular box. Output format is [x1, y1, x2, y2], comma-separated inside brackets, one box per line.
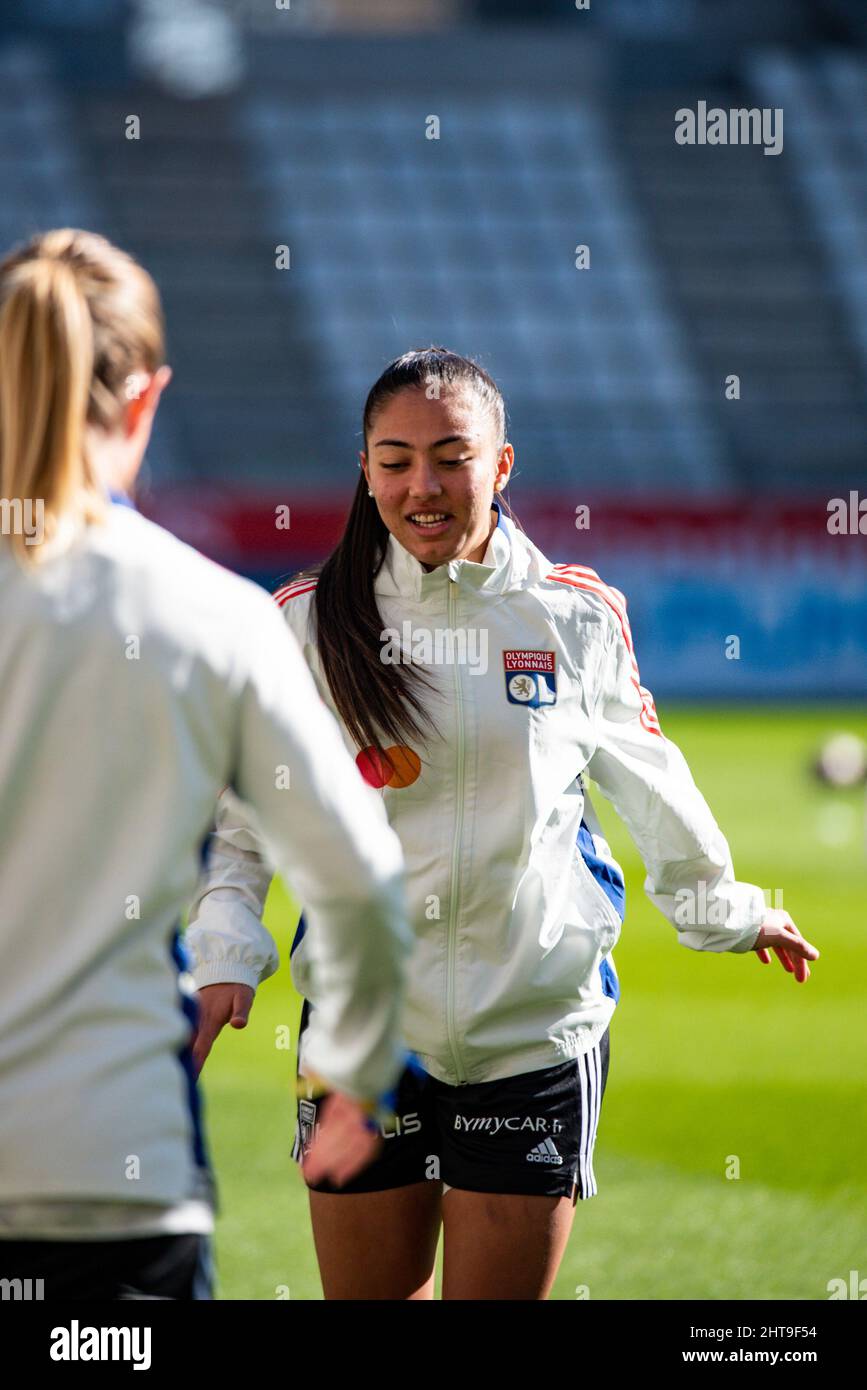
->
[368, 488, 374, 497]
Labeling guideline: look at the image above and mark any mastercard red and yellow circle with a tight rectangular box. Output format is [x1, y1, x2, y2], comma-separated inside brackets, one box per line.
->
[356, 745, 421, 789]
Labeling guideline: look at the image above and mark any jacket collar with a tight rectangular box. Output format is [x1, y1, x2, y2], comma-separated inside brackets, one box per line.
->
[374, 498, 551, 602]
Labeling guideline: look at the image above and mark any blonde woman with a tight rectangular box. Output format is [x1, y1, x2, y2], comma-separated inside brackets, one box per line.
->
[0, 230, 412, 1300]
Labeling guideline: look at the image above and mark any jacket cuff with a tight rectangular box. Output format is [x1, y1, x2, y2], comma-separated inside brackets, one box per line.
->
[722, 884, 768, 953]
[727, 921, 764, 954]
[192, 961, 261, 991]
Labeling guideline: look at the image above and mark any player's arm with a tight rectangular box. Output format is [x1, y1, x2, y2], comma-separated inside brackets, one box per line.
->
[185, 583, 315, 1072]
[584, 592, 819, 982]
[228, 588, 413, 1102]
[185, 787, 277, 1074]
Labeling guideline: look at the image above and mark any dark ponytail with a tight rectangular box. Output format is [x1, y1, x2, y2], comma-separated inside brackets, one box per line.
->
[288, 348, 521, 765]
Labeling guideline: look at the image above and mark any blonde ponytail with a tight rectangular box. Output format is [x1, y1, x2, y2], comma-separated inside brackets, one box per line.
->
[0, 229, 165, 564]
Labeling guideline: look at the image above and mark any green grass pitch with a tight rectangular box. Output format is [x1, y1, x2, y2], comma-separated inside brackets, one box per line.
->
[194, 706, 867, 1300]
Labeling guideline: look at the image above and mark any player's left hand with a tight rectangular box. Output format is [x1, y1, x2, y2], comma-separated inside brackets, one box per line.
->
[301, 1091, 383, 1188]
[752, 909, 819, 983]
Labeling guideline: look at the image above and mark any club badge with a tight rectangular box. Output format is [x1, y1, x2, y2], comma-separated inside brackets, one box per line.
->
[503, 650, 557, 707]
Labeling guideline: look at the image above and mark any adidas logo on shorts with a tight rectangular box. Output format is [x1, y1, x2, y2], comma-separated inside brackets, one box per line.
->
[526, 1137, 563, 1165]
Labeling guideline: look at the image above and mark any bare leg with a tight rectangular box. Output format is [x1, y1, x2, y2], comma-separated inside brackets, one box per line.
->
[441, 1187, 577, 1300]
[308, 1182, 442, 1300]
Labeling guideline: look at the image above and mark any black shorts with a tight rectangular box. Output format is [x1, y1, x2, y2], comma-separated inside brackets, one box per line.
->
[293, 1010, 610, 1200]
[0, 1232, 214, 1300]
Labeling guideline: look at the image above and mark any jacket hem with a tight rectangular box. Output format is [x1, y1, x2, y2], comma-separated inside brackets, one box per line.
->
[412, 1015, 614, 1087]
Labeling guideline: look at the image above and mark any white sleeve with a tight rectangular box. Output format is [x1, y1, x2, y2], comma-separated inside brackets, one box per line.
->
[184, 589, 312, 992]
[186, 788, 278, 992]
[225, 588, 413, 1102]
[585, 594, 765, 954]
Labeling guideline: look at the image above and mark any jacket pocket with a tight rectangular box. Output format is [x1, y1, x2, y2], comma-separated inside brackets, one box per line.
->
[572, 842, 623, 948]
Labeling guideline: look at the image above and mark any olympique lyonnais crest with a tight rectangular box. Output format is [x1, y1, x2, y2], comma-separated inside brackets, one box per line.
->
[503, 650, 557, 707]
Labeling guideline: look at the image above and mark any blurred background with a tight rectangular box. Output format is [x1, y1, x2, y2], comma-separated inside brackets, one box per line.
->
[2, 0, 865, 1300]
[2, 0, 866, 696]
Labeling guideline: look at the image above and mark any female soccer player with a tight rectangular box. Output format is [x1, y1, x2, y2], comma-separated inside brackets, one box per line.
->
[188, 348, 819, 1301]
[0, 230, 413, 1299]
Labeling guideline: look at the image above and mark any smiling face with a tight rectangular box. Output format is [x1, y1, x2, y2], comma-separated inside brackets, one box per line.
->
[360, 385, 513, 571]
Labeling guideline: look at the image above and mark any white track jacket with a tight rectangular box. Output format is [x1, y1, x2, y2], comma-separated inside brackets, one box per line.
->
[0, 506, 411, 1212]
[187, 501, 766, 1087]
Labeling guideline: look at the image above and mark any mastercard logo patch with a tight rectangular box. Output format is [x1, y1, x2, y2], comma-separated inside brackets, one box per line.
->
[356, 745, 421, 789]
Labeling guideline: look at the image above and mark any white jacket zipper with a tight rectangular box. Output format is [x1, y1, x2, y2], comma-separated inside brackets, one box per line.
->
[445, 572, 468, 1083]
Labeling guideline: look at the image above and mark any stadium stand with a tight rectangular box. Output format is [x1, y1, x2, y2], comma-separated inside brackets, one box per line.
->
[0, 10, 864, 695]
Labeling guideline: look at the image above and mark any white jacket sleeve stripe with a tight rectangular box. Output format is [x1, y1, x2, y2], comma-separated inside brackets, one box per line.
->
[549, 566, 662, 735]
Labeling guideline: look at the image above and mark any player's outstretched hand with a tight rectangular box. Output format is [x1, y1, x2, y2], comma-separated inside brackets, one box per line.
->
[752, 909, 819, 983]
[191, 982, 255, 1076]
[301, 1092, 383, 1189]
